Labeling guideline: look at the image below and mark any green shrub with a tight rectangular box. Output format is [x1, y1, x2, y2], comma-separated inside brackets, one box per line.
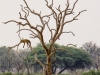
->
[96, 70, 100, 75]
[57, 74, 70, 75]
[0, 73, 71, 75]
[1, 72, 13, 75]
[14, 73, 23, 75]
[82, 70, 97, 75]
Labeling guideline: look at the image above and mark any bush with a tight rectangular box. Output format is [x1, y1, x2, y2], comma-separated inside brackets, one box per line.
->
[58, 74, 70, 75]
[0, 72, 23, 75]
[14, 73, 23, 75]
[0, 73, 71, 75]
[82, 70, 100, 75]
[0, 72, 13, 75]
[96, 70, 100, 75]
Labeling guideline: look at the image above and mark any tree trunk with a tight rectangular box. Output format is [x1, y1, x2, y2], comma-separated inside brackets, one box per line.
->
[58, 67, 66, 74]
[27, 69, 30, 75]
[17, 69, 19, 74]
[44, 56, 52, 75]
[52, 65, 57, 74]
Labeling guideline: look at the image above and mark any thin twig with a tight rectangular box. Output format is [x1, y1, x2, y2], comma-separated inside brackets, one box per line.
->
[62, 31, 75, 36]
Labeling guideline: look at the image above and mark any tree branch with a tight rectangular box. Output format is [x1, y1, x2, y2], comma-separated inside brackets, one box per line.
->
[3, 20, 29, 27]
[17, 29, 36, 35]
[20, 5, 29, 18]
[23, 0, 49, 53]
[23, 0, 46, 33]
[56, 5, 63, 23]
[29, 34, 40, 39]
[45, 0, 57, 23]
[62, 0, 70, 24]
[66, 44, 77, 47]
[71, 0, 78, 13]
[32, 48, 45, 73]
[63, 10, 86, 25]
[62, 31, 75, 36]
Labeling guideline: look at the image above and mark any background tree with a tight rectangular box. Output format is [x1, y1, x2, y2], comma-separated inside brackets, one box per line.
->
[57, 47, 92, 74]
[4, 0, 86, 75]
[23, 51, 34, 75]
[12, 50, 26, 74]
[82, 42, 100, 70]
[0, 46, 9, 72]
[0, 46, 15, 72]
[28, 43, 92, 74]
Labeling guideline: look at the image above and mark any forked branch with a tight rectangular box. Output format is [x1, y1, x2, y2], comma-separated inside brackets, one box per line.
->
[63, 10, 87, 25]
[23, 0, 46, 33]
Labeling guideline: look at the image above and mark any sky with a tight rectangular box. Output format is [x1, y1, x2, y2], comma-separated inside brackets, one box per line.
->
[0, 0, 100, 49]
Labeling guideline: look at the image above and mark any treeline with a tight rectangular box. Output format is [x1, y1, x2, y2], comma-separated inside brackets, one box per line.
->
[0, 42, 100, 75]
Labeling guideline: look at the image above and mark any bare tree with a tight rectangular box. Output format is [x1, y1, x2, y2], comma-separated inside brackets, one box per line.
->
[82, 42, 100, 70]
[3, 0, 86, 75]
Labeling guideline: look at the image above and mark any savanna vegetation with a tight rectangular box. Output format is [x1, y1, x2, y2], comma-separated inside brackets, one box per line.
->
[2, 0, 100, 75]
[0, 42, 100, 75]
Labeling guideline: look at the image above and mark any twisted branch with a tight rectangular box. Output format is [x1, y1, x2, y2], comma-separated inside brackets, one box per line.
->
[20, 5, 29, 18]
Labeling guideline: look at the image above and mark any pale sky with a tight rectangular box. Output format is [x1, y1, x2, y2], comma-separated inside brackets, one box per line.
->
[0, 0, 100, 48]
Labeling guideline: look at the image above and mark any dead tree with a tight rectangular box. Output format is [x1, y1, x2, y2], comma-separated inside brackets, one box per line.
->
[3, 0, 86, 75]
